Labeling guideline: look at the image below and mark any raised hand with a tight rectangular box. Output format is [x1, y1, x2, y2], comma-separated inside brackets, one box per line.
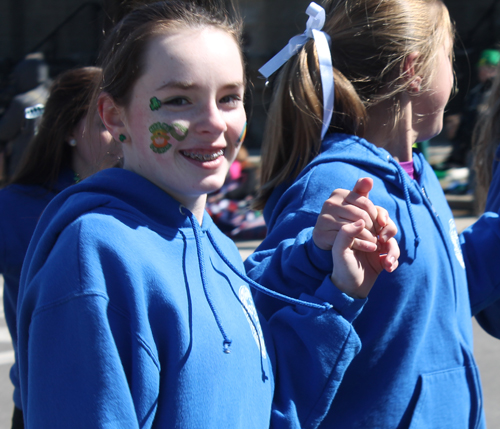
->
[313, 177, 397, 252]
[312, 177, 400, 297]
[331, 220, 399, 298]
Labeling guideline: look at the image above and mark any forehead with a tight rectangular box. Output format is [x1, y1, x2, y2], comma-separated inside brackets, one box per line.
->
[138, 27, 244, 90]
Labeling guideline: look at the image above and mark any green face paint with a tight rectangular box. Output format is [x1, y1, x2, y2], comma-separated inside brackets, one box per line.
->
[149, 122, 189, 154]
[237, 122, 247, 144]
[149, 97, 162, 111]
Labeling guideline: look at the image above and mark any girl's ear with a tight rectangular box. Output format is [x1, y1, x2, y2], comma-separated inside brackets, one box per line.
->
[404, 52, 422, 93]
[98, 93, 127, 142]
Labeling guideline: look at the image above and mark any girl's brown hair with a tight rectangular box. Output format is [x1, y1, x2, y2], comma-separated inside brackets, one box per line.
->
[472, 63, 500, 212]
[10, 67, 102, 187]
[93, 0, 243, 111]
[255, 0, 454, 209]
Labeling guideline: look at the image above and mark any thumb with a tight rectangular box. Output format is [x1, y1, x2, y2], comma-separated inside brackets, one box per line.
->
[352, 177, 373, 199]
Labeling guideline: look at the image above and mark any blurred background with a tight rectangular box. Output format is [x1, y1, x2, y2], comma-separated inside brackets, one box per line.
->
[0, 0, 500, 151]
[0, 0, 500, 427]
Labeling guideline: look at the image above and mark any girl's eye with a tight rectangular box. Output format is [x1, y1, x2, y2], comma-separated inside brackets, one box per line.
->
[220, 94, 242, 105]
[164, 97, 190, 106]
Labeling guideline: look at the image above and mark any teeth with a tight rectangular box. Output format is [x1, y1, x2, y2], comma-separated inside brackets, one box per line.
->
[182, 149, 224, 162]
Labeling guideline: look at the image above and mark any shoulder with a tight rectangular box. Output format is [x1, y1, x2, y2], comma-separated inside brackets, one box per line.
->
[73, 210, 183, 261]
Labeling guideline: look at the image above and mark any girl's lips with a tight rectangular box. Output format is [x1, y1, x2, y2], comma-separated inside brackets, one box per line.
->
[181, 149, 225, 162]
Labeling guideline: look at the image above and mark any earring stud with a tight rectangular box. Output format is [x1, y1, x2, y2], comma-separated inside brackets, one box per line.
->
[119, 134, 126, 142]
[69, 139, 77, 147]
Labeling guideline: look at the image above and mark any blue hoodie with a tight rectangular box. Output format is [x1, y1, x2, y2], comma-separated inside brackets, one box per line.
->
[17, 167, 366, 428]
[245, 134, 491, 428]
[461, 143, 500, 339]
[0, 169, 74, 409]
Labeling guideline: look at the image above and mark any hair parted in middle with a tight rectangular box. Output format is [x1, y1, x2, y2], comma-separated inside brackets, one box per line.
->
[255, 0, 454, 210]
[93, 0, 243, 111]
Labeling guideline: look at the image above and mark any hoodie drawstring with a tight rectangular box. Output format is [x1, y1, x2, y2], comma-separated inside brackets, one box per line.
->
[184, 208, 332, 384]
[206, 230, 332, 312]
[206, 228, 332, 385]
[187, 212, 233, 354]
[389, 158, 421, 257]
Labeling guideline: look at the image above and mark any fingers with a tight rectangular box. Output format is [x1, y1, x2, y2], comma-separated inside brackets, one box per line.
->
[334, 219, 366, 251]
[351, 177, 373, 198]
[314, 177, 396, 252]
[378, 237, 400, 272]
[351, 237, 378, 253]
[340, 180, 379, 232]
[313, 209, 378, 251]
[321, 188, 379, 233]
[375, 206, 398, 242]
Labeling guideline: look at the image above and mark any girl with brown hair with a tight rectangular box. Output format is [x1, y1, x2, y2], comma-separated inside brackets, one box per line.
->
[0, 66, 119, 428]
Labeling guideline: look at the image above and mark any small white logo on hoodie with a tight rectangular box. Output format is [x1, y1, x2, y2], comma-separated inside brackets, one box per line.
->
[449, 219, 465, 269]
[239, 285, 267, 359]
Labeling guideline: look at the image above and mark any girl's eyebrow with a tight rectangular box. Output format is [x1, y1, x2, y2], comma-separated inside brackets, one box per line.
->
[156, 81, 196, 91]
[155, 81, 244, 91]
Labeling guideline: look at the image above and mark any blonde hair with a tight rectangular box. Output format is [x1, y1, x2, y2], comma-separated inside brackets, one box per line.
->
[473, 63, 500, 212]
[255, 0, 454, 209]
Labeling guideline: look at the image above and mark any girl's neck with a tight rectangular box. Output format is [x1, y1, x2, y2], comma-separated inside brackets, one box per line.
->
[71, 155, 92, 182]
[189, 196, 207, 226]
[364, 95, 416, 162]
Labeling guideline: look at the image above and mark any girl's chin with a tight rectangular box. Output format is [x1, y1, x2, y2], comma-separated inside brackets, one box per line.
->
[199, 178, 227, 195]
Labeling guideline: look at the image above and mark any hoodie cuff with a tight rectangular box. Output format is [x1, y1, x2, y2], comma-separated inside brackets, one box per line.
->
[304, 228, 334, 272]
[304, 275, 367, 323]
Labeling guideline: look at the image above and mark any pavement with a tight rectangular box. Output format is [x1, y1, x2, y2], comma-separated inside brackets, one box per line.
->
[0, 144, 499, 427]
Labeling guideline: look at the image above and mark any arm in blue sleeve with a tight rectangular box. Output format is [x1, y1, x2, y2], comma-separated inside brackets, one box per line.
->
[460, 212, 500, 338]
[18, 223, 159, 428]
[25, 297, 142, 428]
[245, 212, 333, 319]
[264, 276, 366, 428]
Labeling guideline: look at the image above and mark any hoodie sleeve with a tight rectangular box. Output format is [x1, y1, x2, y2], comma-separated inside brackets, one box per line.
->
[262, 275, 366, 429]
[245, 161, 366, 321]
[245, 216, 333, 321]
[460, 212, 500, 338]
[17, 220, 159, 428]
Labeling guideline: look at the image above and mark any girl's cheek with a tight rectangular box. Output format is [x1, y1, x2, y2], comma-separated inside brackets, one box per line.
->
[148, 121, 189, 154]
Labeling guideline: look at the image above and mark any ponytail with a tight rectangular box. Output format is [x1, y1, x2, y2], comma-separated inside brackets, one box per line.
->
[255, 0, 454, 210]
[254, 42, 366, 210]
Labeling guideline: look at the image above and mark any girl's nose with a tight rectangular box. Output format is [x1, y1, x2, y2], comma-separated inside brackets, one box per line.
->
[195, 102, 227, 135]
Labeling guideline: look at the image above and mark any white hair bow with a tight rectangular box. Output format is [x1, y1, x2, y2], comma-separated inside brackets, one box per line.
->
[259, 2, 334, 140]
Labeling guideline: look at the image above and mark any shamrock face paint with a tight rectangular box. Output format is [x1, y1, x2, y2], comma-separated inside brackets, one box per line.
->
[149, 122, 189, 154]
[150, 96, 162, 111]
[237, 122, 247, 144]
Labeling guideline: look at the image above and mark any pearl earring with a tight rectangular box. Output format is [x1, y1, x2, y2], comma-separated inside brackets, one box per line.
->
[69, 139, 77, 147]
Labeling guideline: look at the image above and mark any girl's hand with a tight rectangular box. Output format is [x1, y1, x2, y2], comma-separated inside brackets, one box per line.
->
[312, 177, 399, 275]
[313, 177, 397, 252]
[331, 220, 400, 299]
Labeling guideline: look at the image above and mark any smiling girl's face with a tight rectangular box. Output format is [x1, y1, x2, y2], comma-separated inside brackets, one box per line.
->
[107, 26, 246, 218]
